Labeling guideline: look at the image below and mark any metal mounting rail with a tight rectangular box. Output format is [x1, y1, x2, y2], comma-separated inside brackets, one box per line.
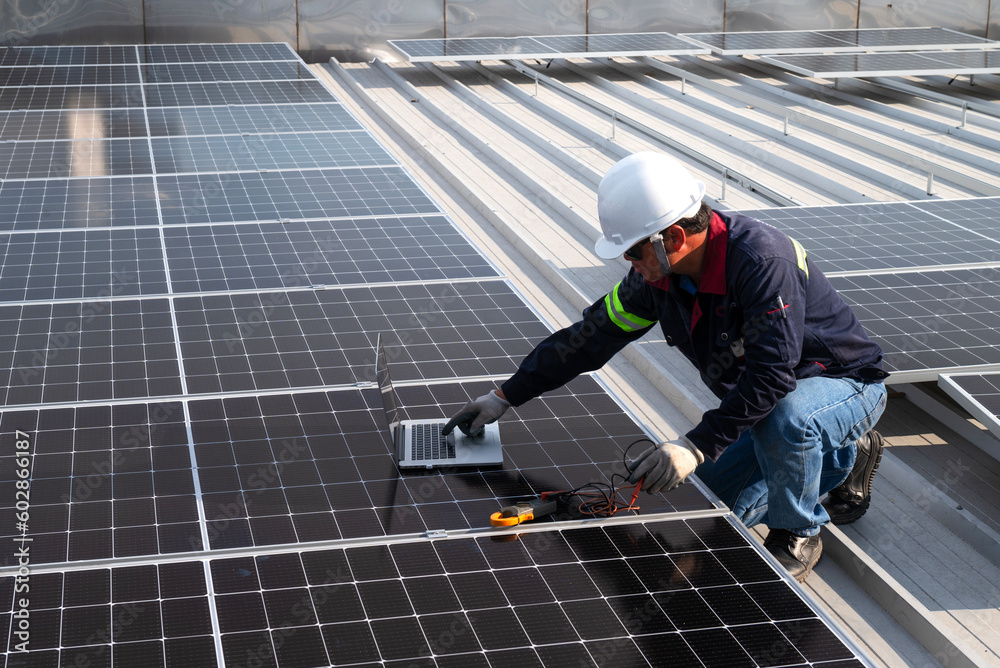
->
[504, 59, 801, 207]
[869, 76, 1000, 123]
[643, 57, 1000, 197]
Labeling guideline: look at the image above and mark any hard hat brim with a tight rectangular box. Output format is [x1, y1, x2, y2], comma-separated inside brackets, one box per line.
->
[593, 184, 706, 260]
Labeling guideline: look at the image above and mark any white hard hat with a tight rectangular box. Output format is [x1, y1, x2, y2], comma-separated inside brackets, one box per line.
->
[594, 152, 706, 259]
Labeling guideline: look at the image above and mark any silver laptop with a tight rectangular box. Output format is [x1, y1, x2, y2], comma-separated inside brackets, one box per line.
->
[376, 335, 504, 469]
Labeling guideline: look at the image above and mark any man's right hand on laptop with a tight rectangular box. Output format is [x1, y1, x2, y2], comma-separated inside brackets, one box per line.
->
[442, 390, 510, 437]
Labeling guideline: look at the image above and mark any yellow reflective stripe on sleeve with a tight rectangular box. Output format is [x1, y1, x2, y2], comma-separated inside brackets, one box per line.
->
[790, 237, 809, 279]
[604, 282, 656, 332]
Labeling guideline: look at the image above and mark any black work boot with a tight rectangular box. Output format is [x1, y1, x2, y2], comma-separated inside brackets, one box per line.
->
[763, 528, 823, 582]
[823, 430, 884, 525]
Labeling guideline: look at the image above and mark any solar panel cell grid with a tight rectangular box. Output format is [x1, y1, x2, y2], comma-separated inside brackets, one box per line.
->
[141, 43, 297, 64]
[0, 65, 141, 88]
[0, 84, 144, 111]
[143, 80, 333, 108]
[830, 268, 1000, 375]
[763, 49, 1000, 77]
[188, 377, 706, 549]
[142, 60, 310, 84]
[0, 45, 139, 67]
[150, 131, 396, 174]
[208, 518, 864, 667]
[0, 176, 160, 231]
[0, 137, 153, 179]
[682, 26, 1000, 55]
[0, 562, 213, 667]
[157, 167, 441, 226]
[0, 402, 200, 565]
[174, 280, 547, 393]
[740, 201, 1000, 273]
[162, 216, 499, 294]
[145, 102, 363, 136]
[0, 108, 148, 141]
[0, 298, 182, 405]
[0, 228, 168, 302]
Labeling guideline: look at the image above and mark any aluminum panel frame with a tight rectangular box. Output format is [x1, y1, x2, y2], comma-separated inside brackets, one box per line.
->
[938, 372, 1000, 442]
[724, 0, 858, 33]
[859, 0, 989, 38]
[587, 0, 723, 35]
[143, 0, 296, 49]
[298, 0, 444, 63]
[445, 0, 586, 38]
[1, 0, 143, 46]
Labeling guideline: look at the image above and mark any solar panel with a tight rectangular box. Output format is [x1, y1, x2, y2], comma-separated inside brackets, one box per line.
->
[0, 561, 215, 666]
[388, 36, 552, 62]
[0, 177, 160, 230]
[162, 216, 500, 293]
[206, 517, 868, 667]
[0, 137, 153, 179]
[830, 267, 1000, 381]
[389, 32, 708, 62]
[189, 376, 710, 550]
[938, 372, 1000, 440]
[681, 26, 1000, 55]
[0, 84, 144, 110]
[145, 102, 363, 136]
[141, 60, 310, 84]
[143, 80, 333, 107]
[156, 168, 441, 225]
[738, 201, 1000, 274]
[150, 131, 397, 174]
[0, 108, 149, 141]
[0, 298, 182, 405]
[534, 32, 708, 57]
[910, 195, 1000, 235]
[0, 402, 199, 564]
[141, 42, 298, 64]
[0, 228, 167, 301]
[174, 280, 549, 394]
[761, 49, 1000, 78]
[0, 45, 139, 67]
[0, 65, 140, 87]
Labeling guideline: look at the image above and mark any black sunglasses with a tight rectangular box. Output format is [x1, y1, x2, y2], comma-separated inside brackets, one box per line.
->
[623, 238, 650, 262]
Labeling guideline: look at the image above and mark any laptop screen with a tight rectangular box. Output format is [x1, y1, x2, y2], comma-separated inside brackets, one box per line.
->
[375, 335, 401, 439]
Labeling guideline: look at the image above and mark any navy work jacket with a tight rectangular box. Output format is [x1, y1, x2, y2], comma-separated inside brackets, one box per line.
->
[501, 210, 887, 461]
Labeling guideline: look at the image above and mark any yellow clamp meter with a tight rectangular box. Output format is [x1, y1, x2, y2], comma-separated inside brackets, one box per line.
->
[490, 498, 558, 527]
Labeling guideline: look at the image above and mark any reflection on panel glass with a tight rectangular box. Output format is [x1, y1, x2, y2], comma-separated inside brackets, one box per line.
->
[0, 177, 159, 230]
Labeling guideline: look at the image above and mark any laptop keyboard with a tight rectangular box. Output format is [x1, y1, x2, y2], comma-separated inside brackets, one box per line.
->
[411, 423, 456, 461]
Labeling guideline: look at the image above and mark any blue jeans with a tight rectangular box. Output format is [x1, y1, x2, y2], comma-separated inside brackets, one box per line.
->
[695, 376, 887, 536]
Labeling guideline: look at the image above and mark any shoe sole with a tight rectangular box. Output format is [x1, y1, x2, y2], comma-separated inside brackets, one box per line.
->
[794, 541, 823, 583]
[829, 431, 884, 526]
